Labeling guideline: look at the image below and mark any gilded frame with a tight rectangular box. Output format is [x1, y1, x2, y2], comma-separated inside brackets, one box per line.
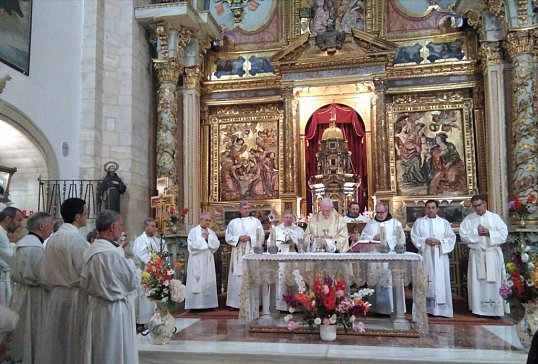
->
[387, 100, 477, 198]
[209, 103, 284, 203]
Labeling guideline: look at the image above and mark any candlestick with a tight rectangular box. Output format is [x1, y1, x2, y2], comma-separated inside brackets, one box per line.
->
[378, 222, 390, 253]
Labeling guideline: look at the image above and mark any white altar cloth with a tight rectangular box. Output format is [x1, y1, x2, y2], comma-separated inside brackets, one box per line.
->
[239, 252, 428, 335]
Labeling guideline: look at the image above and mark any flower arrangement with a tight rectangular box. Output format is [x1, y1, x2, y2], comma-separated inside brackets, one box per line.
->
[508, 195, 537, 219]
[499, 246, 538, 305]
[283, 270, 373, 333]
[141, 250, 186, 312]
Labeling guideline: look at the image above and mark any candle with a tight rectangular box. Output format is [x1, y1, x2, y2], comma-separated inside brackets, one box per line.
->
[396, 225, 405, 246]
[270, 226, 276, 247]
[379, 223, 387, 247]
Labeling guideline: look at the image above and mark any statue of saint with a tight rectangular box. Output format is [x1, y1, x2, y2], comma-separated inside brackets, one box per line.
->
[99, 161, 127, 213]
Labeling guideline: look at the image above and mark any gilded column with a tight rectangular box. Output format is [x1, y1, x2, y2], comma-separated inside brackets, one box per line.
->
[478, 41, 509, 217]
[280, 85, 299, 213]
[372, 78, 392, 194]
[504, 31, 538, 202]
[182, 65, 202, 228]
[153, 23, 192, 201]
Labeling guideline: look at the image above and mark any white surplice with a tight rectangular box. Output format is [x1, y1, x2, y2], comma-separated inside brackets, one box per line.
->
[225, 216, 263, 308]
[0, 225, 13, 306]
[411, 216, 456, 317]
[9, 233, 48, 364]
[81, 239, 140, 364]
[40, 223, 90, 364]
[268, 223, 304, 310]
[185, 225, 220, 309]
[360, 218, 402, 315]
[460, 211, 509, 316]
[133, 233, 165, 324]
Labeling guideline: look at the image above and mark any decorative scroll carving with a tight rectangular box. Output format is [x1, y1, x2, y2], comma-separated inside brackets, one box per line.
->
[281, 86, 296, 193]
[484, 0, 506, 28]
[154, 59, 183, 85]
[461, 9, 482, 36]
[393, 91, 465, 104]
[516, 0, 529, 25]
[505, 31, 536, 58]
[184, 66, 201, 90]
[478, 41, 502, 69]
[387, 62, 478, 79]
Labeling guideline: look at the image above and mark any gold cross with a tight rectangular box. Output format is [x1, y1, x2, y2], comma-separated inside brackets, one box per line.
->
[150, 194, 175, 234]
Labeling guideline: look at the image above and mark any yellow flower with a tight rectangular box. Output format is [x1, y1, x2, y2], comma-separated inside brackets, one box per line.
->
[506, 262, 517, 273]
[142, 271, 150, 279]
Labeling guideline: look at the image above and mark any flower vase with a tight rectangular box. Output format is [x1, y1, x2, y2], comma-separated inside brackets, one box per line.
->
[520, 217, 527, 228]
[319, 324, 337, 342]
[516, 302, 538, 353]
[149, 301, 176, 345]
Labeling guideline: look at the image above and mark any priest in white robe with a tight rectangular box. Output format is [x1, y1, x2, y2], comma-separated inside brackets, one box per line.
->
[0, 207, 23, 306]
[133, 218, 165, 329]
[81, 210, 139, 364]
[40, 198, 90, 364]
[9, 212, 53, 364]
[186, 212, 220, 310]
[360, 203, 402, 315]
[268, 211, 304, 310]
[304, 197, 348, 252]
[225, 201, 263, 309]
[411, 200, 456, 318]
[460, 195, 509, 317]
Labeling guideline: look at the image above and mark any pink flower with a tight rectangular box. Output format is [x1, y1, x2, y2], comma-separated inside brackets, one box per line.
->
[322, 318, 330, 325]
[335, 290, 344, 298]
[352, 322, 365, 333]
[287, 320, 299, 330]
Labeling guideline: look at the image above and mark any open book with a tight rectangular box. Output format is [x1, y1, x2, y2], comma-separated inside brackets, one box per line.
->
[347, 240, 380, 253]
[347, 222, 367, 235]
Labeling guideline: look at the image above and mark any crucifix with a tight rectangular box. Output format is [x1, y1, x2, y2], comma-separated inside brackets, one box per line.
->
[151, 194, 175, 234]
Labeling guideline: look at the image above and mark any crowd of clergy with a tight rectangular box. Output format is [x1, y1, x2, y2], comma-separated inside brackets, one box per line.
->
[0, 192, 512, 363]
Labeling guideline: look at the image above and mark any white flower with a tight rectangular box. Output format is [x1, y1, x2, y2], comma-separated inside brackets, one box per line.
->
[292, 269, 300, 276]
[284, 314, 293, 323]
[329, 315, 337, 324]
[289, 307, 296, 314]
[507, 280, 514, 287]
[170, 279, 186, 302]
[314, 318, 322, 325]
[168, 269, 175, 276]
[163, 280, 170, 287]
[349, 315, 356, 323]
[522, 253, 529, 263]
[530, 262, 535, 270]
[526, 246, 532, 252]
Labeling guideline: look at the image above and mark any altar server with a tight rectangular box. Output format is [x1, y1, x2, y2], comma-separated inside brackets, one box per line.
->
[0, 207, 23, 306]
[304, 197, 348, 252]
[411, 199, 456, 317]
[225, 201, 263, 309]
[81, 210, 139, 364]
[186, 212, 219, 310]
[460, 195, 509, 317]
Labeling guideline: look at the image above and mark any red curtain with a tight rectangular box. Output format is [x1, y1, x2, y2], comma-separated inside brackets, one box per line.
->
[305, 103, 367, 213]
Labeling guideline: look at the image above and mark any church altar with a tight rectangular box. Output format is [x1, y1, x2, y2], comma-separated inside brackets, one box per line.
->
[239, 252, 428, 335]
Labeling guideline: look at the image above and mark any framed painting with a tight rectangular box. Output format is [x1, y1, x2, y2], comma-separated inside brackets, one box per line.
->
[387, 100, 477, 197]
[204, 200, 281, 234]
[392, 198, 474, 230]
[209, 104, 284, 202]
[0, 0, 33, 75]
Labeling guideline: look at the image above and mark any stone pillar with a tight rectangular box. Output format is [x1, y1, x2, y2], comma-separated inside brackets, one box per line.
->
[504, 31, 538, 201]
[182, 65, 202, 228]
[372, 78, 392, 198]
[479, 41, 509, 217]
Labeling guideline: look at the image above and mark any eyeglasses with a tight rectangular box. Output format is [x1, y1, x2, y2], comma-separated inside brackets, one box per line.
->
[472, 202, 485, 208]
[375, 210, 387, 214]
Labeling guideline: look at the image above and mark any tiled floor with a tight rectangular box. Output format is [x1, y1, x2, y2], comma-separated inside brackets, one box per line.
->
[137, 317, 530, 364]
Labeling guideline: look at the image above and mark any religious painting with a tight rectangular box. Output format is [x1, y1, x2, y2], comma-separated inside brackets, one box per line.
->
[0, 0, 32, 75]
[214, 57, 246, 78]
[393, 43, 423, 65]
[426, 39, 465, 62]
[248, 56, 274, 76]
[388, 101, 477, 197]
[301, 0, 365, 36]
[207, 0, 277, 32]
[209, 104, 284, 203]
[392, 198, 469, 230]
[205, 200, 281, 233]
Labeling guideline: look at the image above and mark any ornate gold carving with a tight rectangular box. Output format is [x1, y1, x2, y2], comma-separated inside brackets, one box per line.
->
[155, 21, 193, 60]
[373, 78, 392, 192]
[461, 9, 482, 36]
[387, 61, 478, 79]
[0, 75, 11, 94]
[154, 59, 184, 85]
[516, 0, 529, 25]
[202, 78, 280, 93]
[184, 66, 201, 90]
[392, 90, 465, 104]
[504, 31, 536, 58]
[155, 21, 170, 59]
[478, 41, 502, 71]
[281, 87, 296, 193]
[484, 0, 506, 28]
[156, 86, 179, 190]
[198, 35, 212, 64]
[473, 109, 488, 195]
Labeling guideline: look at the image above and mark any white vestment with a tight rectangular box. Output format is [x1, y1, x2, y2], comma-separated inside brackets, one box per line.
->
[460, 211, 509, 316]
[225, 216, 263, 308]
[0, 225, 13, 306]
[40, 223, 90, 364]
[269, 223, 304, 310]
[360, 218, 402, 314]
[81, 239, 140, 364]
[133, 233, 165, 324]
[185, 225, 220, 309]
[343, 215, 370, 223]
[9, 233, 48, 364]
[411, 216, 456, 317]
[304, 210, 349, 252]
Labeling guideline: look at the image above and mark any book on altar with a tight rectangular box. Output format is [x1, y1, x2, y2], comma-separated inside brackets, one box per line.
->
[347, 222, 367, 235]
[347, 240, 380, 253]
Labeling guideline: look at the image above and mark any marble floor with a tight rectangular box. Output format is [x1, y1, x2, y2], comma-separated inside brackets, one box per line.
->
[137, 317, 530, 364]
